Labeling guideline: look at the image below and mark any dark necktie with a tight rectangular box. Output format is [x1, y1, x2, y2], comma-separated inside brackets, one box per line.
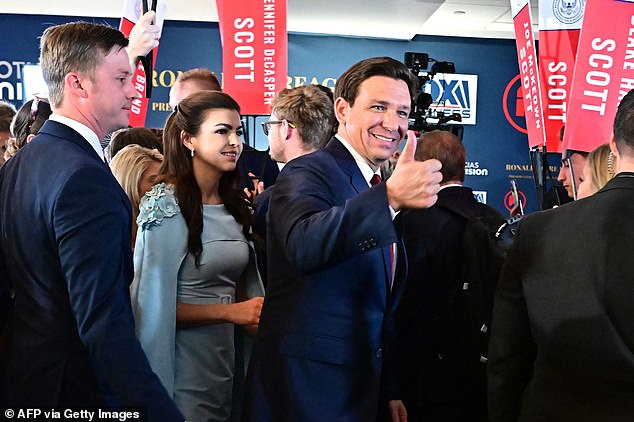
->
[370, 174, 382, 186]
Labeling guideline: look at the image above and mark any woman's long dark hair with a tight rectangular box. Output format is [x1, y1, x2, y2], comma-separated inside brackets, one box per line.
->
[159, 90, 252, 266]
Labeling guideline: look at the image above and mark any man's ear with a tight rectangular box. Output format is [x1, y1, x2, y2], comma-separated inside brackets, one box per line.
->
[609, 133, 619, 158]
[282, 120, 293, 141]
[65, 72, 88, 99]
[334, 97, 349, 125]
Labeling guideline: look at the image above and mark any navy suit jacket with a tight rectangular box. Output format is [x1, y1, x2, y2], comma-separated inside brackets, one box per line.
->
[0, 120, 182, 420]
[242, 137, 407, 422]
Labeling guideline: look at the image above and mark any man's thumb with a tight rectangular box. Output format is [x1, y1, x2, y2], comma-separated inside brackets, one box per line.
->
[398, 130, 417, 163]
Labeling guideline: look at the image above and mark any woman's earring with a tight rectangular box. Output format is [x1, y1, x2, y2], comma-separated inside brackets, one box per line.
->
[608, 151, 615, 176]
[191, 148, 195, 158]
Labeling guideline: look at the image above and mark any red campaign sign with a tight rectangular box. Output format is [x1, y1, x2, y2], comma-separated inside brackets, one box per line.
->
[538, 29, 580, 152]
[538, 0, 584, 153]
[512, 0, 547, 148]
[120, 0, 163, 127]
[564, 0, 634, 153]
[217, 0, 288, 115]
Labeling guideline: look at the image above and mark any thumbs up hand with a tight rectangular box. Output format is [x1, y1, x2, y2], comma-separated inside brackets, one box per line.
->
[385, 130, 442, 211]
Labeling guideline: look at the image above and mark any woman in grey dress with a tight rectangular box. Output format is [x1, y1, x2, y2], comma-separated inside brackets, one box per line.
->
[131, 91, 264, 422]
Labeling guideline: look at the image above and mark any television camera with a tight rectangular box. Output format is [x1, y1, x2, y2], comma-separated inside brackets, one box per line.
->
[404, 52, 463, 134]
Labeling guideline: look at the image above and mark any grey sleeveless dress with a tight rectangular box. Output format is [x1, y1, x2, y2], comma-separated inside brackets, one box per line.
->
[173, 204, 250, 422]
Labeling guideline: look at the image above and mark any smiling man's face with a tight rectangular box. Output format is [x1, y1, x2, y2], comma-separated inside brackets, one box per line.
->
[335, 75, 410, 171]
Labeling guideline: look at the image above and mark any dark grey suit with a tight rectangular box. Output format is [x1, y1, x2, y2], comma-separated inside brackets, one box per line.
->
[488, 173, 634, 421]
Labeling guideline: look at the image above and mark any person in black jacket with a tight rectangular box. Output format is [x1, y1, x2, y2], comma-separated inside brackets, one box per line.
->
[488, 89, 634, 422]
[393, 129, 504, 421]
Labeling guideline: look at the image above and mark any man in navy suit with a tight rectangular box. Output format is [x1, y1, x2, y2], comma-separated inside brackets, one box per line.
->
[242, 57, 443, 422]
[0, 22, 183, 420]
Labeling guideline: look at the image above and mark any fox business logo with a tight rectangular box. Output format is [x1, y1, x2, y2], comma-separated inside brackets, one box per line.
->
[423, 74, 478, 125]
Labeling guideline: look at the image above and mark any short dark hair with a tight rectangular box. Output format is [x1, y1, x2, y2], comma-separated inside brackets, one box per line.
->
[416, 130, 466, 183]
[40, 22, 128, 107]
[614, 88, 634, 153]
[108, 127, 163, 158]
[334, 57, 417, 106]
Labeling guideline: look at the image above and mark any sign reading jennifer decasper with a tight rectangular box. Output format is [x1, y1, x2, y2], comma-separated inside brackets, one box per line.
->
[217, 0, 288, 115]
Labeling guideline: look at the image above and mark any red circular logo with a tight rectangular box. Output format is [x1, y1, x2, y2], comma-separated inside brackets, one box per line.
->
[503, 189, 527, 212]
[502, 74, 528, 135]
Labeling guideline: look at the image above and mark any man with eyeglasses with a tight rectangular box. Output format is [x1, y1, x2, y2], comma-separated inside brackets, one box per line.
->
[252, 85, 336, 286]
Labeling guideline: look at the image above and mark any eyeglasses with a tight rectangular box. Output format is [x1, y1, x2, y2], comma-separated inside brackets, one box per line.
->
[261, 119, 295, 136]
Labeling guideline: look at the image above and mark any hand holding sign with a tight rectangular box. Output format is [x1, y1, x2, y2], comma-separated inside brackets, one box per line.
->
[128, 11, 160, 65]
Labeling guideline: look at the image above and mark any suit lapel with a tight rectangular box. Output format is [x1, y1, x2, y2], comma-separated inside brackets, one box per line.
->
[325, 137, 394, 301]
[324, 137, 369, 194]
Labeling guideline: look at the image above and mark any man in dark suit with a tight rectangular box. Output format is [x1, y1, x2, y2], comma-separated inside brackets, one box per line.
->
[392, 130, 504, 421]
[0, 22, 183, 420]
[242, 57, 443, 422]
[488, 88, 634, 421]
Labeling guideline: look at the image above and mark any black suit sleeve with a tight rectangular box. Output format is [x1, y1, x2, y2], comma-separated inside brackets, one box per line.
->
[487, 222, 536, 422]
[54, 166, 183, 421]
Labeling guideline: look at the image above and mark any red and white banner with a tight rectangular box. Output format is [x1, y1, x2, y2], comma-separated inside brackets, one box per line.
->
[538, 0, 584, 153]
[511, 0, 547, 148]
[120, 0, 165, 127]
[216, 0, 288, 115]
[563, 0, 634, 152]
